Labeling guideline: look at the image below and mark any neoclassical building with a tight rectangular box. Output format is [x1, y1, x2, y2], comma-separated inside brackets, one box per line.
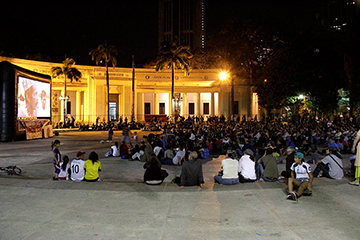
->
[0, 56, 259, 124]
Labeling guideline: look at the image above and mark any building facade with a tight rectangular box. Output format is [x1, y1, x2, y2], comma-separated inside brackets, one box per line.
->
[0, 56, 259, 125]
[158, 0, 205, 49]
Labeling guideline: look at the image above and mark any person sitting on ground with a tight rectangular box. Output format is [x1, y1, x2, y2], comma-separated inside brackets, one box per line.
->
[105, 141, 120, 157]
[287, 152, 314, 201]
[161, 145, 175, 165]
[140, 136, 153, 162]
[199, 141, 210, 159]
[59, 155, 71, 180]
[71, 151, 86, 182]
[257, 147, 279, 181]
[172, 145, 186, 165]
[328, 137, 340, 152]
[313, 146, 344, 179]
[238, 149, 257, 183]
[281, 146, 296, 179]
[153, 143, 164, 160]
[84, 151, 102, 182]
[130, 144, 142, 161]
[214, 150, 239, 185]
[120, 141, 130, 159]
[143, 155, 169, 185]
[178, 151, 206, 189]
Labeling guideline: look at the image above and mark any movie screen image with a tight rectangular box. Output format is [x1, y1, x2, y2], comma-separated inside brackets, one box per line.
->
[17, 76, 51, 118]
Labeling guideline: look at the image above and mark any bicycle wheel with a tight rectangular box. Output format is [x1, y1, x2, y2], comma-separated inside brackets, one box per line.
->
[12, 167, 22, 175]
[7, 166, 22, 175]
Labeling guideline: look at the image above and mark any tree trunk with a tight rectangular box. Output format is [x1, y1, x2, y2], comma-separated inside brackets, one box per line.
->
[131, 55, 135, 122]
[106, 63, 110, 122]
[64, 74, 67, 124]
[171, 62, 175, 117]
[231, 77, 234, 117]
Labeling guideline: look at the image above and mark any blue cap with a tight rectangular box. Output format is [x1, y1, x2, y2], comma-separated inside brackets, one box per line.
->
[295, 152, 304, 159]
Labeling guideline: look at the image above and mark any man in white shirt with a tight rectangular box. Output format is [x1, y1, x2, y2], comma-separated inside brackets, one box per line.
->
[313, 147, 343, 180]
[172, 147, 186, 165]
[71, 151, 86, 182]
[238, 149, 256, 182]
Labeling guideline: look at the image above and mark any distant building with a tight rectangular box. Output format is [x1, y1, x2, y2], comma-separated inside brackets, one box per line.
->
[320, 0, 358, 30]
[0, 56, 259, 125]
[158, 0, 205, 50]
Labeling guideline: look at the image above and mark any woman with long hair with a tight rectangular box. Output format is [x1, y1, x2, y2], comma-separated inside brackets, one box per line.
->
[58, 155, 70, 180]
[143, 155, 168, 185]
[84, 151, 102, 182]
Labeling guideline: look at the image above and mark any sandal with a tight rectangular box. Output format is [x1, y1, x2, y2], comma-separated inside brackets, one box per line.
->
[348, 181, 360, 186]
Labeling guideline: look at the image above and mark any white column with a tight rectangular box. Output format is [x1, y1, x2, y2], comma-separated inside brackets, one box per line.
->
[155, 93, 159, 114]
[76, 91, 81, 120]
[197, 92, 201, 116]
[211, 92, 215, 116]
[60, 90, 65, 123]
[84, 90, 89, 123]
[168, 92, 172, 116]
[182, 93, 187, 117]
[140, 93, 144, 121]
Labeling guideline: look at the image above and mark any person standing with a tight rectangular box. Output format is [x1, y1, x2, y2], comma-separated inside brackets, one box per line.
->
[51, 140, 61, 180]
[120, 125, 132, 147]
[107, 125, 114, 142]
[71, 151, 86, 182]
[350, 129, 360, 186]
[133, 132, 138, 146]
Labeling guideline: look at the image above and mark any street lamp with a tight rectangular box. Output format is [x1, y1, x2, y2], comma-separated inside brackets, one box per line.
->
[219, 71, 228, 81]
[219, 71, 234, 116]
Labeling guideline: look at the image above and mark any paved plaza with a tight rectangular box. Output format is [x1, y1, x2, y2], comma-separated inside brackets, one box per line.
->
[0, 130, 359, 240]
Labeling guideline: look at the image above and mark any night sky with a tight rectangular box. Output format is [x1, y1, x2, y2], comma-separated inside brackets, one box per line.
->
[0, 1, 321, 67]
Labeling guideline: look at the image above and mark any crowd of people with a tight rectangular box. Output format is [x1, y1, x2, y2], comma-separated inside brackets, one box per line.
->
[51, 114, 360, 199]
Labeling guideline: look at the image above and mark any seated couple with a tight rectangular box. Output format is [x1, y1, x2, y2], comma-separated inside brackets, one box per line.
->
[214, 149, 256, 185]
[68, 151, 102, 182]
[160, 145, 186, 166]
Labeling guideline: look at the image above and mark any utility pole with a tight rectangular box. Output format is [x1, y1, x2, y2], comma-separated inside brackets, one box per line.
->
[131, 55, 135, 122]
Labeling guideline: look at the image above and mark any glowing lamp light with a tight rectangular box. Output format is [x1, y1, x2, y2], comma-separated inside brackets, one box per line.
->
[219, 72, 228, 80]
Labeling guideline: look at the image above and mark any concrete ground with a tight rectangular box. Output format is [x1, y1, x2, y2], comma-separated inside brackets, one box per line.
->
[0, 130, 359, 240]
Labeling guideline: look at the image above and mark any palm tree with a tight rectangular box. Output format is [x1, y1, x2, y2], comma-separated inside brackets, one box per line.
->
[50, 58, 82, 125]
[155, 38, 193, 117]
[89, 43, 118, 122]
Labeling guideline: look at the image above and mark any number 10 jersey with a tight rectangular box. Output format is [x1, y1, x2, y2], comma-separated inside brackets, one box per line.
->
[70, 159, 86, 181]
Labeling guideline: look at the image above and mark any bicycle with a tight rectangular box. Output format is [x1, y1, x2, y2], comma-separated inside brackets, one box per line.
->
[0, 165, 22, 175]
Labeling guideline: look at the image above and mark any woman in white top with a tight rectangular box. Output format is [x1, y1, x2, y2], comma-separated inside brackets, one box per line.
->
[214, 150, 239, 185]
[59, 155, 70, 180]
[238, 149, 257, 183]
